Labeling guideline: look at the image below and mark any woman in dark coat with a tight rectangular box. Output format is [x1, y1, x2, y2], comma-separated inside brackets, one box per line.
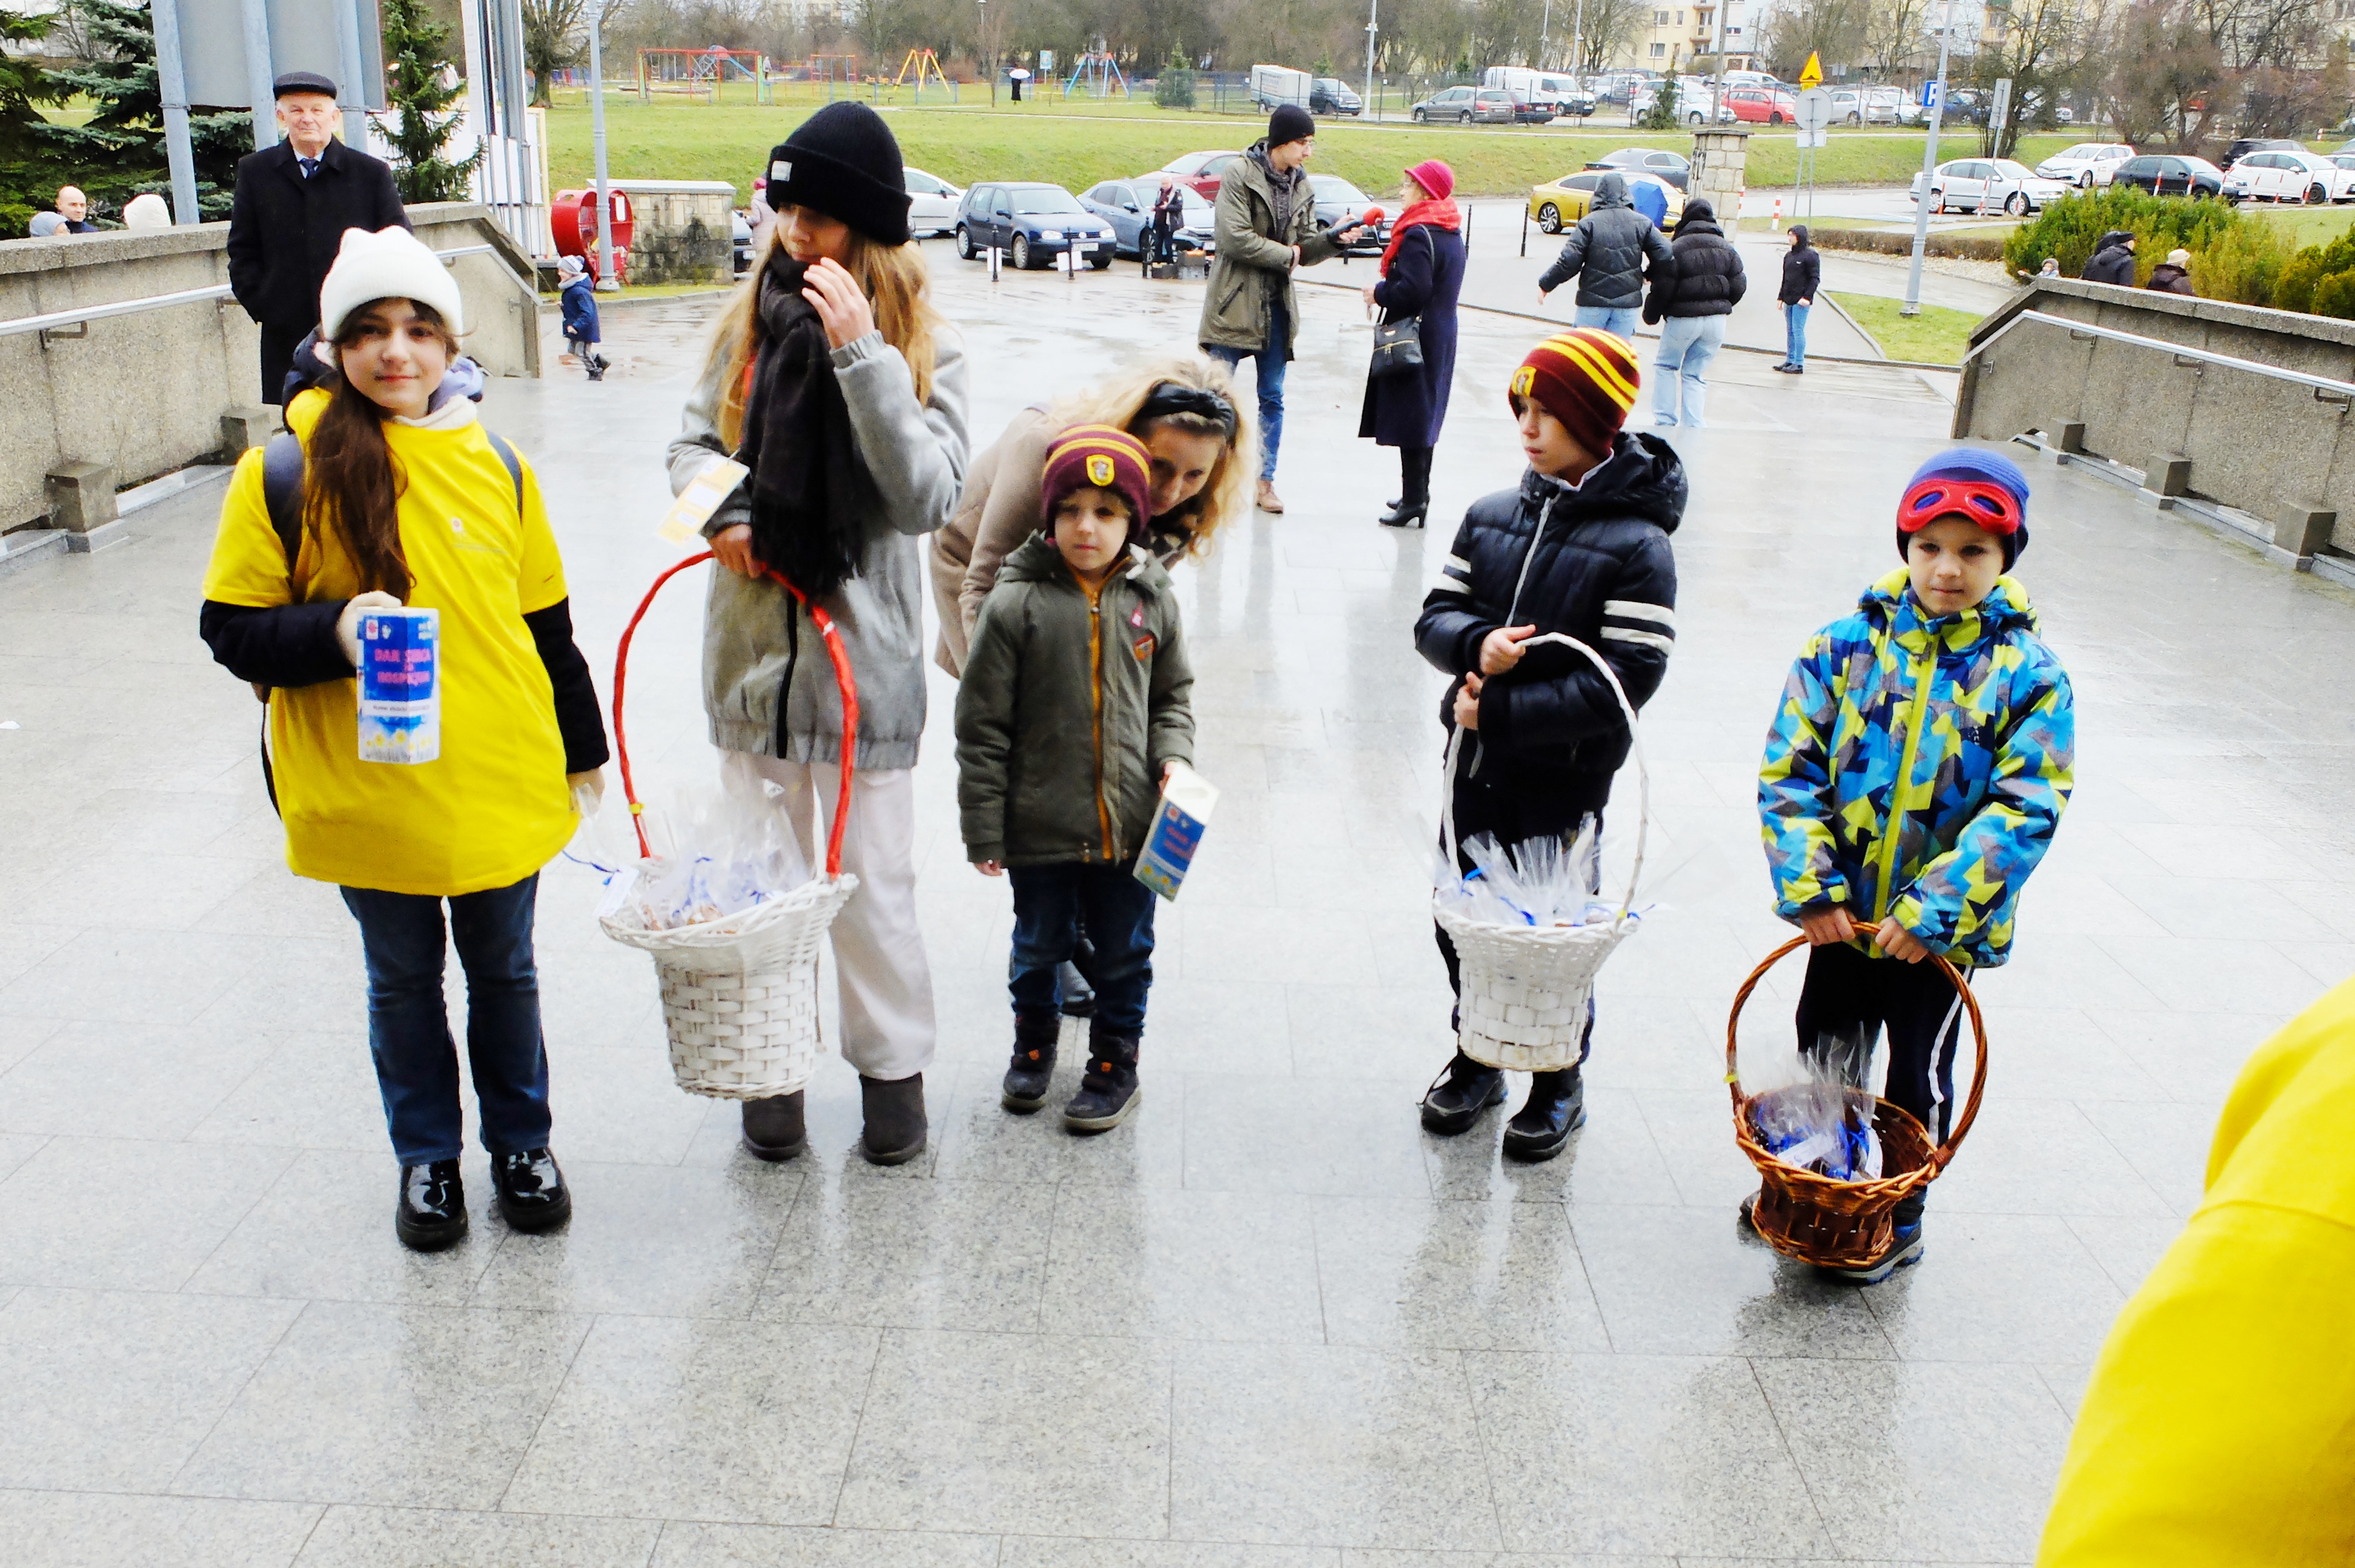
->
[1359, 159, 1466, 529]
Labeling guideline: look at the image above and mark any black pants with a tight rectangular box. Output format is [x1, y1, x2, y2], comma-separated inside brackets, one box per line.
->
[1398, 444, 1434, 509]
[1434, 759, 1601, 1068]
[1794, 939, 1973, 1223]
[259, 321, 306, 406]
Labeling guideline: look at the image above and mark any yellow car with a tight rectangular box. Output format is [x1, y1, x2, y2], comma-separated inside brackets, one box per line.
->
[1527, 171, 1686, 234]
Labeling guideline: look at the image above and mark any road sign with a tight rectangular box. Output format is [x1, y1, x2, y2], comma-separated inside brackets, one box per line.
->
[1799, 52, 1823, 89]
[1923, 80, 1943, 111]
[1796, 87, 1832, 133]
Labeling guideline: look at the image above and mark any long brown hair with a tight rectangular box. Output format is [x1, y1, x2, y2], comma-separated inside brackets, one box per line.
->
[303, 299, 460, 597]
[714, 217, 943, 448]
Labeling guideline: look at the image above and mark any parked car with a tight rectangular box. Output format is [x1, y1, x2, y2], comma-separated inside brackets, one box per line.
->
[2218, 137, 2305, 170]
[1310, 77, 1362, 115]
[1505, 88, 1557, 122]
[1411, 85, 1516, 123]
[1633, 79, 1734, 125]
[1591, 69, 1653, 104]
[2223, 148, 2355, 204]
[1158, 150, 1246, 200]
[1081, 178, 1218, 258]
[1872, 86, 1923, 125]
[903, 165, 964, 237]
[1306, 174, 1391, 254]
[1585, 145, 1691, 191]
[732, 208, 754, 273]
[2034, 142, 2136, 188]
[2109, 153, 2225, 198]
[953, 182, 1119, 269]
[1527, 170, 1686, 233]
[1909, 157, 2071, 215]
[1723, 84, 1799, 125]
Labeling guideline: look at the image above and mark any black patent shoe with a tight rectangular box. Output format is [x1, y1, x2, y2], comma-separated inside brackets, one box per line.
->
[741, 1092, 807, 1161]
[493, 1147, 572, 1232]
[396, 1159, 467, 1252]
[1501, 1069, 1587, 1163]
[1378, 500, 1428, 529]
[1419, 1051, 1507, 1135]
[1059, 959, 1097, 1019]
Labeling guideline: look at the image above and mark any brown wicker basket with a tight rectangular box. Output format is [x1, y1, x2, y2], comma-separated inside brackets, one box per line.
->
[1726, 933, 1988, 1269]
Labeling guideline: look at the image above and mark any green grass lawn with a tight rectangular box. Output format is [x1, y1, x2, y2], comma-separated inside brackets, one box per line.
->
[1830, 291, 1980, 364]
[539, 95, 2078, 202]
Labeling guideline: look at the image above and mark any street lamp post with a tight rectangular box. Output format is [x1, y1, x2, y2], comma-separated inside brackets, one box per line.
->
[589, 0, 614, 288]
[1902, 0, 1959, 316]
[1364, 0, 1378, 122]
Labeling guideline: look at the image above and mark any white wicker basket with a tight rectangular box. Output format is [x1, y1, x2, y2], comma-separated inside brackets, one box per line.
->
[1437, 632, 1648, 1074]
[601, 870, 860, 1099]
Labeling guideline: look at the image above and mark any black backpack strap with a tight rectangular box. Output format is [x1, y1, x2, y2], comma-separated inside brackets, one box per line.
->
[261, 430, 306, 580]
[485, 430, 524, 513]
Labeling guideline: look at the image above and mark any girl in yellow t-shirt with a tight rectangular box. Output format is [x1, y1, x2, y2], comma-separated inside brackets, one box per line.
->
[200, 227, 608, 1254]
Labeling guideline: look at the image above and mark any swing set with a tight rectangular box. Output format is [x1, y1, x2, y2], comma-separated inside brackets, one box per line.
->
[636, 46, 771, 104]
[1063, 48, 1129, 98]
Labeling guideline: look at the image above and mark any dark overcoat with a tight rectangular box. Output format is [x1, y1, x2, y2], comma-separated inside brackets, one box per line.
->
[1358, 221, 1466, 450]
[226, 139, 409, 328]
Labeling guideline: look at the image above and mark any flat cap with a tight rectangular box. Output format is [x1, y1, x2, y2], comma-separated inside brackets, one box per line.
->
[274, 70, 339, 98]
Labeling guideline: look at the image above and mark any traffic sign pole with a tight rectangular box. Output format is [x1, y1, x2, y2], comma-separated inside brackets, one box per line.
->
[1902, 0, 1958, 317]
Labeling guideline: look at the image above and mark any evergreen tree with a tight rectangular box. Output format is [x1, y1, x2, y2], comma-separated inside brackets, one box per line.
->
[0, 4, 64, 235]
[1154, 46, 1196, 108]
[378, 0, 482, 203]
[39, 1, 246, 220]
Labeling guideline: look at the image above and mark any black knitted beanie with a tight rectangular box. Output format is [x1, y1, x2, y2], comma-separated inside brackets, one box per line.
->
[763, 102, 911, 245]
[1268, 104, 1315, 148]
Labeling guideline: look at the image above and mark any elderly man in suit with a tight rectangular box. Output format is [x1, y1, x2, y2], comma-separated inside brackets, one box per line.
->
[226, 71, 410, 404]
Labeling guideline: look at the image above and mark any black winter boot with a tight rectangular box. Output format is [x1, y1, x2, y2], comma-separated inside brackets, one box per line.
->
[860, 1073, 928, 1165]
[1064, 1031, 1140, 1132]
[741, 1091, 807, 1161]
[1501, 1068, 1586, 1162]
[1420, 1051, 1507, 1135]
[1003, 1014, 1061, 1113]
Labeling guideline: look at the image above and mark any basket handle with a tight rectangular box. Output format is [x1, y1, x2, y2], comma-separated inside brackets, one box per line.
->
[1439, 630, 1650, 927]
[1723, 929, 1990, 1177]
[609, 550, 861, 878]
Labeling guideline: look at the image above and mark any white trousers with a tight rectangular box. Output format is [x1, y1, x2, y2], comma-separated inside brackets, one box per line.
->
[723, 752, 936, 1082]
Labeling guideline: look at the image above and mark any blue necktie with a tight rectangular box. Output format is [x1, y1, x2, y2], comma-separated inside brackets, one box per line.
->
[299, 157, 319, 179]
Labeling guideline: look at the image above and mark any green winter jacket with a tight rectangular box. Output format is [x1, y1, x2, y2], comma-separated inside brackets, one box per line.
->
[1198, 142, 1349, 357]
[955, 535, 1195, 868]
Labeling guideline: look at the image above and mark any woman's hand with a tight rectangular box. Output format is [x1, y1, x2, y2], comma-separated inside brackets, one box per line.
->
[711, 523, 767, 577]
[973, 859, 1004, 877]
[1453, 672, 1482, 732]
[801, 257, 875, 349]
[1797, 906, 1854, 946]
[1478, 624, 1539, 675]
[1874, 915, 1931, 964]
[1361, 282, 1379, 307]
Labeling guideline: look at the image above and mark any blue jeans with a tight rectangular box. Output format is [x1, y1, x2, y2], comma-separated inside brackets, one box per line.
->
[1009, 861, 1157, 1037]
[1573, 304, 1640, 340]
[1651, 314, 1726, 428]
[1785, 301, 1810, 367]
[1206, 294, 1289, 481]
[340, 875, 551, 1165]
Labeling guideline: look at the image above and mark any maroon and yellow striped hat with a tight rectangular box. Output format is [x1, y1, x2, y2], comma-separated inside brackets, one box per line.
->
[1509, 328, 1641, 460]
[1041, 424, 1155, 538]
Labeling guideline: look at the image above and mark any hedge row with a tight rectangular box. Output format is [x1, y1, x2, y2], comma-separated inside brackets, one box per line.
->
[1804, 226, 2009, 263]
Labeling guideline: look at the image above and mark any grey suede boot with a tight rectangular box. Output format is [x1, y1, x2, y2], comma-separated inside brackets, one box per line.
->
[860, 1073, 928, 1165]
[741, 1092, 806, 1162]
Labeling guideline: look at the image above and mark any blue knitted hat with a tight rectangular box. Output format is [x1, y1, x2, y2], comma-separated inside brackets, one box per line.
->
[1898, 446, 2031, 569]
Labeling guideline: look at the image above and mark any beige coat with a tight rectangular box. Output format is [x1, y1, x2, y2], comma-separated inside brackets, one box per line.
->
[930, 406, 1056, 676]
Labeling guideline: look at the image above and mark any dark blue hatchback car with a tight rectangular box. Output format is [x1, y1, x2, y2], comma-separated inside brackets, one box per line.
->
[953, 182, 1120, 270]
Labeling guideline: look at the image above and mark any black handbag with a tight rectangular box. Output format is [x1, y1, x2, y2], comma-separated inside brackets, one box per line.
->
[1368, 228, 1432, 380]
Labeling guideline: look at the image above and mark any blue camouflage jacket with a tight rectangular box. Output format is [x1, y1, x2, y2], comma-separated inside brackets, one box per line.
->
[1757, 568, 2074, 968]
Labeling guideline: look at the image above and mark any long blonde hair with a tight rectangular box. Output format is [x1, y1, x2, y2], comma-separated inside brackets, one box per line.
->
[714, 218, 943, 449]
[1048, 356, 1253, 562]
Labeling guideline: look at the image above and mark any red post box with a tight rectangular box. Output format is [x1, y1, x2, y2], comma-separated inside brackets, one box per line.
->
[553, 188, 635, 283]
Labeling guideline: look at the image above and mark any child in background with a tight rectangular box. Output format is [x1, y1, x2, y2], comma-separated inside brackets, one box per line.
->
[956, 427, 1195, 1132]
[557, 254, 607, 380]
[1415, 328, 1683, 1162]
[1757, 447, 2074, 1283]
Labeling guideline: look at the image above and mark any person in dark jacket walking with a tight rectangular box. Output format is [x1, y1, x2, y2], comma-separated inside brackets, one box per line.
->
[2146, 247, 2195, 295]
[1359, 159, 1465, 530]
[2081, 230, 2136, 287]
[1415, 328, 1682, 1161]
[556, 255, 608, 380]
[1643, 198, 1744, 428]
[1536, 172, 1672, 340]
[226, 72, 410, 406]
[1775, 224, 1820, 373]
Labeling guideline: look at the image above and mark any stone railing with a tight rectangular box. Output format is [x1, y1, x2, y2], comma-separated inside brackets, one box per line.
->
[1955, 277, 2355, 572]
[0, 201, 540, 541]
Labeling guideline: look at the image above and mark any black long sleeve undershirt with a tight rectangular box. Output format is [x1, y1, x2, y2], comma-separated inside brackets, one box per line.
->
[199, 596, 611, 775]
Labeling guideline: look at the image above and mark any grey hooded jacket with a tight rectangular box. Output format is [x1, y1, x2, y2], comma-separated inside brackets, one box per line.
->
[667, 324, 970, 769]
[1537, 173, 1674, 310]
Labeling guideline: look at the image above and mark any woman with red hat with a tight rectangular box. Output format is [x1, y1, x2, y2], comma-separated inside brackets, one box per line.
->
[1359, 160, 1465, 530]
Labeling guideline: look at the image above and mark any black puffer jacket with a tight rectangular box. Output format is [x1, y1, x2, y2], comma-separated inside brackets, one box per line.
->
[1537, 173, 1674, 310]
[1644, 200, 1745, 323]
[1416, 432, 1683, 810]
[2082, 231, 2136, 286]
[1779, 227, 1821, 304]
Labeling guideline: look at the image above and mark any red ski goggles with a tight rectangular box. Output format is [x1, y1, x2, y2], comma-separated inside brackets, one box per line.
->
[1898, 476, 2022, 536]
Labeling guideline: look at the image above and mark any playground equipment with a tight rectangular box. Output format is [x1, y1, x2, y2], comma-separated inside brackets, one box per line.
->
[636, 46, 771, 104]
[891, 47, 955, 102]
[805, 54, 861, 102]
[1064, 48, 1129, 98]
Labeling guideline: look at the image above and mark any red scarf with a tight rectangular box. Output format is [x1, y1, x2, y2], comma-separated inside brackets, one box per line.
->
[1380, 196, 1461, 275]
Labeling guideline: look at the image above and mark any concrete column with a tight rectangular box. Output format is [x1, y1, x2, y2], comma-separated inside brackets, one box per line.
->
[47, 461, 126, 552]
[2141, 453, 2191, 506]
[2051, 421, 2085, 458]
[2270, 503, 2336, 566]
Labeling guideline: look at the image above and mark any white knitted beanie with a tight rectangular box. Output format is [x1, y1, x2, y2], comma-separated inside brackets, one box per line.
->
[319, 225, 466, 340]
